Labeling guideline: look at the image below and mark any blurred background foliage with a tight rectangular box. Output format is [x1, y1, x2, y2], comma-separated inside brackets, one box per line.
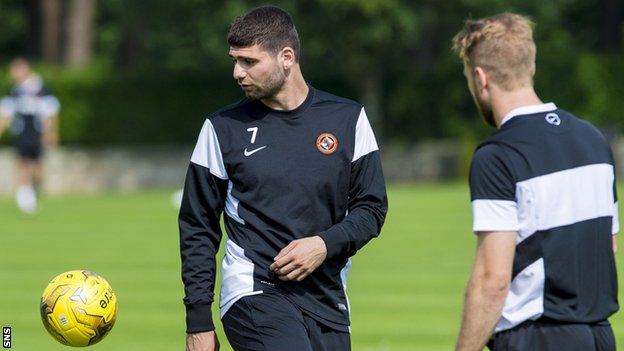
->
[0, 0, 622, 146]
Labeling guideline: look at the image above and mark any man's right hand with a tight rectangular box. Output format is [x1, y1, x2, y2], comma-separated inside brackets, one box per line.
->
[186, 330, 219, 351]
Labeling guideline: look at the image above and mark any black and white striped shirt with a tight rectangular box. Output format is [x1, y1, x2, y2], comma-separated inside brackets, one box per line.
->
[469, 103, 619, 332]
[0, 75, 60, 146]
[179, 86, 388, 333]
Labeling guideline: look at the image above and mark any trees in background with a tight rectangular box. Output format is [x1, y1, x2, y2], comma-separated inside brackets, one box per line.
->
[1, 0, 95, 66]
[0, 0, 622, 145]
[65, 0, 95, 66]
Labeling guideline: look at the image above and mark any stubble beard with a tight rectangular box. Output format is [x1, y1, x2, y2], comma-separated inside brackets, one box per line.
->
[477, 98, 496, 128]
[244, 67, 287, 101]
[471, 90, 496, 128]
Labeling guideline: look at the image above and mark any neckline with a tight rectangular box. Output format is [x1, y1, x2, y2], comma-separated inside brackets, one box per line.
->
[254, 85, 315, 118]
[500, 102, 557, 127]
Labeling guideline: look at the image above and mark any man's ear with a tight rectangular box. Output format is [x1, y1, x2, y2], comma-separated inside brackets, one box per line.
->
[474, 66, 489, 92]
[280, 47, 296, 70]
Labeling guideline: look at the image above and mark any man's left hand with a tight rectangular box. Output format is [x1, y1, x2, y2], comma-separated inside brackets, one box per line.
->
[270, 236, 327, 282]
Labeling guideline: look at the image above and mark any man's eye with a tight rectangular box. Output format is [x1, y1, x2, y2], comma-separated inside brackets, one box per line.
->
[243, 59, 255, 65]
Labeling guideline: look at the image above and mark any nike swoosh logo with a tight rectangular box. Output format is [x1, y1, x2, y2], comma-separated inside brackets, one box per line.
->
[244, 145, 267, 157]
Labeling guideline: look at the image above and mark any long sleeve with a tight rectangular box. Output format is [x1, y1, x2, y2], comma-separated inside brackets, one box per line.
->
[609, 147, 619, 235]
[179, 119, 229, 332]
[318, 108, 388, 260]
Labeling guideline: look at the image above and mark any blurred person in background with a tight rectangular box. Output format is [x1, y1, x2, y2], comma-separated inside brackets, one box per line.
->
[452, 13, 618, 351]
[179, 5, 387, 351]
[0, 58, 60, 214]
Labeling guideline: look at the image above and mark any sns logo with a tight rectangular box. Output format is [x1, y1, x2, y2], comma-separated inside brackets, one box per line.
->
[3, 326, 11, 349]
[545, 113, 561, 126]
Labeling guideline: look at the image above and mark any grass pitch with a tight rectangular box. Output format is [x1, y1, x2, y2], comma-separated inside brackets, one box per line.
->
[0, 184, 622, 350]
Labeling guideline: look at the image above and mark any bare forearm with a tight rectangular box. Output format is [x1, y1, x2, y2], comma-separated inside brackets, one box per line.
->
[186, 330, 219, 351]
[455, 280, 507, 351]
[0, 118, 9, 137]
[42, 115, 59, 148]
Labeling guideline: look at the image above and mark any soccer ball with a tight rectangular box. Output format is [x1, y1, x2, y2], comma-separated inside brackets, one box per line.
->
[40, 270, 118, 347]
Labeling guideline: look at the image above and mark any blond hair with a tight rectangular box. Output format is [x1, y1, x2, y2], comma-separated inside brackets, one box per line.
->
[452, 13, 536, 90]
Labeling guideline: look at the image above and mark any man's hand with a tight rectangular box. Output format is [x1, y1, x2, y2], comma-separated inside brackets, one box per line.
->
[270, 236, 327, 281]
[186, 331, 219, 351]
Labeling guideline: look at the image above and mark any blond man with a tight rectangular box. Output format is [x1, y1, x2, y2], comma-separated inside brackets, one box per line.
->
[452, 13, 618, 351]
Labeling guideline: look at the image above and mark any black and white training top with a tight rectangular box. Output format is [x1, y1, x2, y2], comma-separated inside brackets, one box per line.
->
[0, 75, 60, 146]
[470, 103, 619, 332]
[179, 86, 388, 333]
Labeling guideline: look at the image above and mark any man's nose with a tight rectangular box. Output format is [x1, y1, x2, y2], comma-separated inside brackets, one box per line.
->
[233, 63, 246, 81]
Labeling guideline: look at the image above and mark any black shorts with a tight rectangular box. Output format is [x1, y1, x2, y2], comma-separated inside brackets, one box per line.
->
[488, 319, 615, 351]
[15, 142, 42, 160]
[222, 292, 350, 351]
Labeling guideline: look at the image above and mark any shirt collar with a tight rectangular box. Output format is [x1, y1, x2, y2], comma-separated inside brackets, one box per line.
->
[500, 102, 557, 127]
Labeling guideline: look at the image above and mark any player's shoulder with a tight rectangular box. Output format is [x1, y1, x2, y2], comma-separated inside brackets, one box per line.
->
[210, 98, 253, 121]
[312, 87, 363, 113]
[473, 142, 508, 165]
[470, 142, 516, 183]
[38, 83, 55, 96]
[8, 86, 20, 97]
[190, 99, 251, 136]
[561, 109, 607, 140]
[312, 88, 361, 107]
[310, 87, 364, 125]
[203, 98, 263, 131]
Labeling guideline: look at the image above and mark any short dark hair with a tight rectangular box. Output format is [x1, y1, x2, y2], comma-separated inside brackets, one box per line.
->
[227, 6, 301, 61]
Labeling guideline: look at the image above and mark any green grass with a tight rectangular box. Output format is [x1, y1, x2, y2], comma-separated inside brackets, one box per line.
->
[0, 184, 622, 350]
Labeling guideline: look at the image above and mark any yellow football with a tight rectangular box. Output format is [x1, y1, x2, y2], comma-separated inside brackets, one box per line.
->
[40, 270, 117, 347]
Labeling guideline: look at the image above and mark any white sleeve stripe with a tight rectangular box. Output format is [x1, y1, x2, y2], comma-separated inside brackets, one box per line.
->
[190, 119, 228, 180]
[40, 96, 60, 119]
[352, 107, 379, 162]
[472, 199, 519, 232]
[613, 201, 619, 235]
[0, 97, 15, 118]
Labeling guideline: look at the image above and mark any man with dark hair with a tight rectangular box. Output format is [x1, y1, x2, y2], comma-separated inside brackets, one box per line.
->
[179, 5, 387, 351]
[0, 58, 60, 214]
[452, 13, 618, 351]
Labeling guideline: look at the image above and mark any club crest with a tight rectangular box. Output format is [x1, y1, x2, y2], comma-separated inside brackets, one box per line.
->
[316, 133, 338, 155]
